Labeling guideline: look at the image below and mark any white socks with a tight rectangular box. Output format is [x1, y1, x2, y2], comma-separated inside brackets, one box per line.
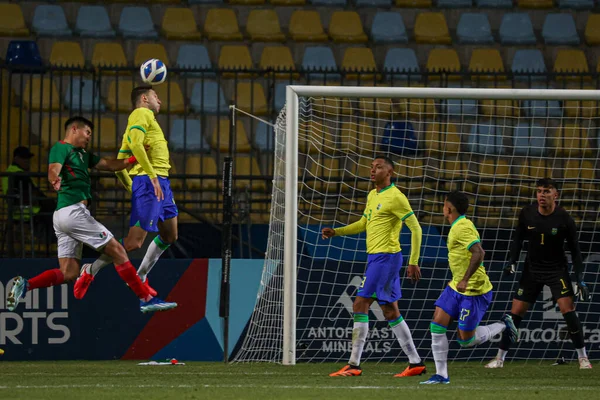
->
[431, 332, 449, 378]
[497, 349, 508, 361]
[389, 316, 421, 364]
[349, 313, 369, 367]
[86, 254, 112, 276]
[577, 348, 587, 359]
[137, 236, 170, 282]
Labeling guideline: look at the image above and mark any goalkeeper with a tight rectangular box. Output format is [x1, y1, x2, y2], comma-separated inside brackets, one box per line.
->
[323, 156, 426, 378]
[486, 178, 592, 370]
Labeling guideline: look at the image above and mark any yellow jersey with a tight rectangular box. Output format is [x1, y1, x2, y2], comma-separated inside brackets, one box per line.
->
[447, 215, 493, 296]
[334, 184, 422, 264]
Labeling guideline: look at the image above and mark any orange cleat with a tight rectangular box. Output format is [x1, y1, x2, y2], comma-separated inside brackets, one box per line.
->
[394, 363, 427, 377]
[144, 279, 158, 297]
[74, 268, 94, 300]
[329, 364, 362, 377]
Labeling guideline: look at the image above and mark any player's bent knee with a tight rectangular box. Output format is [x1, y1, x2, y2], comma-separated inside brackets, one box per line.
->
[457, 336, 476, 348]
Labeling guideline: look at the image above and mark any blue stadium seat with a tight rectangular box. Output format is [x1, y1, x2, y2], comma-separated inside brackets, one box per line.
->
[457, 13, 493, 44]
[467, 123, 504, 154]
[32, 5, 72, 37]
[371, 12, 408, 44]
[558, 0, 594, 8]
[170, 119, 210, 153]
[119, 7, 158, 39]
[383, 48, 421, 81]
[499, 13, 536, 45]
[475, 0, 512, 6]
[309, 0, 347, 5]
[254, 123, 275, 152]
[442, 85, 477, 115]
[356, 0, 392, 5]
[75, 6, 115, 38]
[513, 123, 546, 156]
[438, 0, 472, 7]
[6, 41, 42, 68]
[542, 14, 579, 45]
[274, 82, 287, 111]
[523, 100, 562, 118]
[176, 44, 214, 77]
[64, 78, 105, 112]
[189, 81, 227, 115]
[302, 47, 341, 80]
[380, 121, 417, 156]
[511, 49, 546, 80]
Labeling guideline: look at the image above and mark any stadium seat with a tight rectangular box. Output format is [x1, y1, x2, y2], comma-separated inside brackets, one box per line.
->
[92, 43, 127, 69]
[511, 49, 546, 80]
[397, 95, 436, 120]
[356, 0, 392, 5]
[441, 85, 477, 116]
[189, 0, 225, 3]
[153, 83, 185, 114]
[6, 41, 43, 68]
[441, 159, 466, 181]
[235, 82, 268, 116]
[360, 95, 395, 119]
[427, 49, 461, 78]
[474, 159, 511, 195]
[32, 5, 72, 37]
[204, 9, 243, 41]
[289, 11, 328, 42]
[310, 0, 347, 4]
[564, 88, 598, 118]
[558, 0, 594, 8]
[185, 155, 219, 190]
[467, 123, 504, 154]
[135, 44, 169, 68]
[1, 74, 16, 110]
[499, 13, 536, 45]
[564, 161, 597, 194]
[414, 13, 451, 44]
[218, 45, 254, 78]
[235, 157, 266, 192]
[0, 4, 29, 36]
[161, 8, 201, 40]
[64, 78, 105, 112]
[254, 123, 275, 152]
[41, 116, 70, 149]
[246, 10, 285, 42]
[302, 47, 340, 80]
[189, 81, 227, 114]
[514, 160, 551, 198]
[554, 50, 589, 79]
[437, 0, 472, 7]
[2, 107, 30, 150]
[211, 119, 252, 153]
[75, 6, 116, 38]
[469, 49, 505, 80]
[554, 124, 592, 156]
[106, 80, 134, 112]
[481, 93, 519, 117]
[425, 123, 461, 156]
[176, 44, 213, 75]
[513, 123, 546, 156]
[371, 12, 408, 44]
[519, 0, 555, 7]
[49, 42, 85, 67]
[542, 14, 579, 45]
[96, 118, 119, 152]
[299, 121, 334, 154]
[329, 12, 368, 43]
[169, 119, 210, 153]
[341, 48, 379, 80]
[457, 13, 493, 44]
[260, 47, 299, 79]
[379, 121, 418, 156]
[271, 0, 306, 4]
[476, 0, 512, 7]
[339, 121, 375, 155]
[384, 48, 420, 81]
[229, 0, 265, 4]
[584, 14, 600, 45]
[22, 78, 60, 111]
[395, 0, 432, 6]
[523, 93, 562, 117]
[119, 7, 158, 39]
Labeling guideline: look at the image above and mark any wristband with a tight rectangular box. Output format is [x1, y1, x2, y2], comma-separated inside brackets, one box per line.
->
[127, 156, 137, 165]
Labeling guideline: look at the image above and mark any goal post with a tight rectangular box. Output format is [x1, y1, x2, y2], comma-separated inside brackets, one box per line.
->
[235, 85, 600, 365]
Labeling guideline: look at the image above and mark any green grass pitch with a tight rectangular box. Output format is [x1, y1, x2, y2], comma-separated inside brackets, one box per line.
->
[0, 361, 596, 399]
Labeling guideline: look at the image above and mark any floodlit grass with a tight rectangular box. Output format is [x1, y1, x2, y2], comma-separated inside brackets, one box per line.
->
[0, 361, 596, 399]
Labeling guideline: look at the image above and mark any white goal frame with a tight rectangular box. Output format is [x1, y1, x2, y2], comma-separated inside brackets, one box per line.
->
[282, 85, 600, 365]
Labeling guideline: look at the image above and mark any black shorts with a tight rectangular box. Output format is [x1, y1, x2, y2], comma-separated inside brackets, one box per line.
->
[514, 268, 575, 304]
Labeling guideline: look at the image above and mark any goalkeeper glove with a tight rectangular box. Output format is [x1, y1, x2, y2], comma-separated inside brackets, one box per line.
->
[503, 263, 516, 276]
[576, 281, 591, 302]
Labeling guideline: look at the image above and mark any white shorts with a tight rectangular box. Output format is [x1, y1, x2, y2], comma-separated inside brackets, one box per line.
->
[53, 202, 114, 259]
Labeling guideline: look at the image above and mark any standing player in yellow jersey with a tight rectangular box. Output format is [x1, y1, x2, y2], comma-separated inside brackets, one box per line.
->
[420, 191, 518, 385]
[323, 156, 426, 378]
[74, 86, 178, 298]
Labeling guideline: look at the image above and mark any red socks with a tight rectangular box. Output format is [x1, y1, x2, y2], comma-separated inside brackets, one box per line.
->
[115, 261, 151, 301]
[28, 269, 65, 290]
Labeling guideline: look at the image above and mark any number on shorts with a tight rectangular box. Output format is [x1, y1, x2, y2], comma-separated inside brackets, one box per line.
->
[360, 277, 366, 288]
[560, 278, 567, 290]
[459, 308, 470, 321]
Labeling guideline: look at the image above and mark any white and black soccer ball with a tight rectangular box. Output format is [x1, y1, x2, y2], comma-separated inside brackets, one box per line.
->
[140, 58, 167, 85]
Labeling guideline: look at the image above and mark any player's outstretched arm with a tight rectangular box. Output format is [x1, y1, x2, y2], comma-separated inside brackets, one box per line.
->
[94, 156, 137, 172]
[328, 216, 367, 239]
[457, 242, 485, 293]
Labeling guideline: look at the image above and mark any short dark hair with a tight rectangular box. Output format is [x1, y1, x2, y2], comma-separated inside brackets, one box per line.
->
[446, 191, 469, 215]
[374, 155, 394, 168]
[131, 85, 154, 108]
[536, 177, 559, 190]
[64, 116, 93, 132]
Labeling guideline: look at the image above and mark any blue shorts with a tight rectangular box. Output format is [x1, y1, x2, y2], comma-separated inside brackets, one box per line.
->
[435, 285, 492, 331]
[357, 252, 403, 305]
[130, 176, 178, 232]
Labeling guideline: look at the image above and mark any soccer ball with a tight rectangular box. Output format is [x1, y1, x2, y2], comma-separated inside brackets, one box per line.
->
[140, 59, 167, 85]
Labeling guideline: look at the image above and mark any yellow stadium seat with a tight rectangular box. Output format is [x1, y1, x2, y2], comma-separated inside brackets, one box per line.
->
[329, 11, 368, 43]
[553, 124, 592, 156]
[270, 0, 306, 4]
[235, 157, 267, 192]
[1, 107, 30, 148]
[259, 47, 299, 79]
[395, 0, 432, 6]
[0, 4, 29, 36]
[135, 44, 169, 68]
[481, 85, 519, 117]
[427, 49, 461, 80]
[341, 48, 379, 80]
[312, 97, 353, 117]
[92, 43, 127, 69]
[299, 121, 333, 154]
[22, 78, 60, 111]
[106, 80, 134, 112]
[2, 74, 16, 111]
[564, 86, 598, 118]
[161, 8, 201, 40]
[396, 159, 427, 196]
[204, 9, 243, 41]
[211, 119, 252, 153]
[289, 11, 328, 42]
[247, 10, 285, 42]
[235, 82, 268, 116]
[219, 45, 253, 79]
[475, 159, 511, 195]
[346, 157, 373, 192]
[308, 156, 345, 194]
[40, 116, 70, 149]
[397, 86, 436, 119]
[153, 82, 185, 114]
[360, 97, 394, 119]
[585, 14, 600, 45]
[49, 42, 85, 67]
[425, 123, 460, 156]
[554, 50, 589, 80]
[96, 118, 119, 152]
[186, 155, 219, 190]
[563, 160, 596, 195]
[415, 13, 451, 44]
[339, 121, 375, 156]
[517, 0, 553, 8]
[469, 49, 505, 81]
[441, 159, 466, 181]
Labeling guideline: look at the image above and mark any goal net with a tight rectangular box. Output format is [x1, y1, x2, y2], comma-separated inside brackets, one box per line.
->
[233, 86, 600, 365]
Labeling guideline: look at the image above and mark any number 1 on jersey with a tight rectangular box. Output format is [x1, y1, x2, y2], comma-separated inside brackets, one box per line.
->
[540, 233, 545, 245]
